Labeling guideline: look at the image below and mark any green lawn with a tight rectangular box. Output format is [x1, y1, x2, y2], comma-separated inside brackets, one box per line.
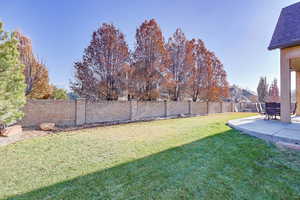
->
[1, 113, 300, 200]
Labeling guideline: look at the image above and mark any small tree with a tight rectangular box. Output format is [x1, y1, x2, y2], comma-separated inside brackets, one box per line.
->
[0, 22, 26, 130]
[257, 77, 268, 103]
[51, 86, 68, 100]
[268, 78, 279, 102]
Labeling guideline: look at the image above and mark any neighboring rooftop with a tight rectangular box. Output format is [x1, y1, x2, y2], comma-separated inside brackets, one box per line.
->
[269, 2, 300, 50]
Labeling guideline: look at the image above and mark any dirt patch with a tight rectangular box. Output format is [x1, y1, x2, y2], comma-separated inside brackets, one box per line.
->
[0, 129, 51, 146]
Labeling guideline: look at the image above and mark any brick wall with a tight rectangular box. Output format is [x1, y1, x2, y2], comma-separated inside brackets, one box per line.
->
[21, 99, 235, 127]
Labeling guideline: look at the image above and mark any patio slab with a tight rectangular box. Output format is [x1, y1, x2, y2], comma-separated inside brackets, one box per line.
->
[228, 115, 300, 145]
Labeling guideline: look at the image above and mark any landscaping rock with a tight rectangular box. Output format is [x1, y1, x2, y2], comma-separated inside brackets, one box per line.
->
[40, 123, 55, 131]
[0, 125, 22, 137]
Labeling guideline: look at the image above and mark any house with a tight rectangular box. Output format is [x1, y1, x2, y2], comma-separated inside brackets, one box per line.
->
[269, 2, 300, 122]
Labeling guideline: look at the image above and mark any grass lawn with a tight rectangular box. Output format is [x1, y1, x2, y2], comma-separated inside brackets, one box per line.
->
[1, 113, 300, 200]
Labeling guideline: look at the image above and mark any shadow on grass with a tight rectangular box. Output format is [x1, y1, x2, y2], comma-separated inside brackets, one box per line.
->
[7, 129, 300, 200]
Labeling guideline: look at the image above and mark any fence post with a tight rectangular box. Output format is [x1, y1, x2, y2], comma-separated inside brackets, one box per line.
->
[75, 98, 86, 126]
[188, 100, 192, 115]
[130, 100, 138, 121]
[164, 100, 169, 117]
[220, 102, 223, 113]
[207, 101, 210, 114]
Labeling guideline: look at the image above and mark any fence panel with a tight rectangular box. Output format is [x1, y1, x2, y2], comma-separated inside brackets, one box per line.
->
[136, 101, 165, 119]
[222, 102, 232, 112]
[22, 100, 76, 127]
[168, 101, 189, 116]
[86, 101, 131, 123]
[191, 102, 208, 115]
[209, 102, 221, 114]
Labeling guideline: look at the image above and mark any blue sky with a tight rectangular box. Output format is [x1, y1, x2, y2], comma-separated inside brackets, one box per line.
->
[1, 0, 299, 91]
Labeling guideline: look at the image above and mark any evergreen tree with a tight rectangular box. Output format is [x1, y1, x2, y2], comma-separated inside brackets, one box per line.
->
[268, 78, 279, 102]
[257, 77, 268, 103]
[0, 22, 26, 129]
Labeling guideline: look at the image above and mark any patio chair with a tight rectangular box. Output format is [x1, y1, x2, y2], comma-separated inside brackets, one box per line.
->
[291, 102, 297, 116]
[256, 102, 265, 115]
[265, 102, 280, 120]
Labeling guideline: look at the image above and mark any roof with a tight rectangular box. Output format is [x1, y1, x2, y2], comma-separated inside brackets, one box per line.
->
[268, 2, 300, 50]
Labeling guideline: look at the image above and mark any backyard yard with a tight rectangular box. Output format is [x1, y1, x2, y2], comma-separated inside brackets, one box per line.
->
[1, 113, 300, 200]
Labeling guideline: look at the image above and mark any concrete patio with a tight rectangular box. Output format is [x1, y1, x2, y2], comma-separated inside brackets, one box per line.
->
[228, 115, 300, 148]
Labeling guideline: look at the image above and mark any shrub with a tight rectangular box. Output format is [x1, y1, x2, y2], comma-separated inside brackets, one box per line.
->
[0, 21, 26, 128]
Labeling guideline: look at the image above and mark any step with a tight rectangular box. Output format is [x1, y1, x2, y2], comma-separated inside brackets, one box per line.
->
[275, 141, 300, 151]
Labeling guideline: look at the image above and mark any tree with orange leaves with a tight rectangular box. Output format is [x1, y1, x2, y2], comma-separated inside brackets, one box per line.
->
[71, 23, 129, 101]
[14, 31, 52, 99]
[165, 28, 194, 101]
[205, 51, 229, 101]
[188, 39, 228, 102]
[70, 20, 229, 102]
[188, 39, 208, 101]
[268, 78, 279, 102]
[131, 19, 169, 100]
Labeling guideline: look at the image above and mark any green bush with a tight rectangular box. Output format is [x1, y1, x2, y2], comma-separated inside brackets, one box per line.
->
[0, 21, 26, 127]
[51, 86, 68, 100]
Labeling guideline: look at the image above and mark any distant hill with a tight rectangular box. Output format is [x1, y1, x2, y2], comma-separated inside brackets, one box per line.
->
[229, 85, 258, 103]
